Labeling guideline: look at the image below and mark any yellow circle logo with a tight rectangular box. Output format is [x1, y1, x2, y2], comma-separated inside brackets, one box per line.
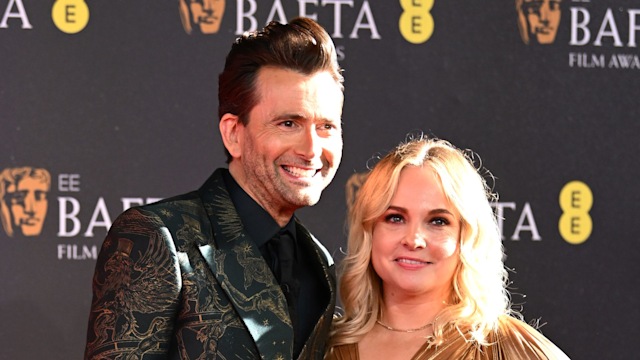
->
[558, 181, 593, 244]
[52, 0, 90, 34]
[399, 0, 434, 44]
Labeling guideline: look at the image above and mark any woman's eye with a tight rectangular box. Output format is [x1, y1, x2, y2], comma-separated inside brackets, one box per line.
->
[431, 217, 449, 226]
[384, 214, 404, 223]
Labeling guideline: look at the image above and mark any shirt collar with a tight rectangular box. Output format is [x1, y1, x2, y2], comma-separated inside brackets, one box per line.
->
[222, 169, 296, 247]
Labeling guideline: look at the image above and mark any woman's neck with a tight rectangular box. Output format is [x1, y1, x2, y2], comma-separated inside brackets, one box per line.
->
[378, 291, 449, 331]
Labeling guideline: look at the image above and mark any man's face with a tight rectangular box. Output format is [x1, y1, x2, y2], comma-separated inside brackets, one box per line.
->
[6, 177, 48, 236]
[188, 0, 225, 34]
[234, 67, 344, 217]
[520, 0, 561, 44]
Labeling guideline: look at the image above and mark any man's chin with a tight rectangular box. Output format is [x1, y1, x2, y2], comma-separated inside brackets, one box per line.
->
[290, 190, 323, 208]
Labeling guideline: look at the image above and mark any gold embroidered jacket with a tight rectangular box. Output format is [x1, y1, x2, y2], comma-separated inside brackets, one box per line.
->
[84, 169, 337, 359]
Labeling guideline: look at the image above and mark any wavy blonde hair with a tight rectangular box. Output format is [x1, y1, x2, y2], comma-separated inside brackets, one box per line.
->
[328, 136, 511, 351]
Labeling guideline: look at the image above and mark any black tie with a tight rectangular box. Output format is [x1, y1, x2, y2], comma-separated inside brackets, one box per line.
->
[270, 230, 298, 333]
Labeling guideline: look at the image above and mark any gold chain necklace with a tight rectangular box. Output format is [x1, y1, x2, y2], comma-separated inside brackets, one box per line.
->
[376, 319, 433, 333]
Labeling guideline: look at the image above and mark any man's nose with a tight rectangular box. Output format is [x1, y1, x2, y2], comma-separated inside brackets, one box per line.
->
[297, 127, 322, 159]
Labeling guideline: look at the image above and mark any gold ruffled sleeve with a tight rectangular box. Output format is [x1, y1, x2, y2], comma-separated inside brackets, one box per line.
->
[326, 343, 359, 360]
[416, 315, 570, 360]
[489, 315, 571, 360]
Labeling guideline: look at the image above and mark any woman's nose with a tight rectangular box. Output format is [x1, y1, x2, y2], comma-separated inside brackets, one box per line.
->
[402, 228, 427, 249]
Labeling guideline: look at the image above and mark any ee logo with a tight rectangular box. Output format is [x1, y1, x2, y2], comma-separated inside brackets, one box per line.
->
[52, 0, 89, 34]
[399, 0, 434, 44]
[559, 181, 593, 245]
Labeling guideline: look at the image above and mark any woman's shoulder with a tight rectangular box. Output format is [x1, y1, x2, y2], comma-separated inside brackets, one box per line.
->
[493, 315, 571, 360]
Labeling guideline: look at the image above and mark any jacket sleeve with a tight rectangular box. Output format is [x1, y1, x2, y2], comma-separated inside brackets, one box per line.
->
[84, 207, 182, 359]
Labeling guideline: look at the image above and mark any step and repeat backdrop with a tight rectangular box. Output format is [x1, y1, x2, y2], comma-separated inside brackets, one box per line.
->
[2, 0, 639, 358]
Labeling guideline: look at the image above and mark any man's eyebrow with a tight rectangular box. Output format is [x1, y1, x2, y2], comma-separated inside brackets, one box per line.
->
[272, 114, 341, 123]
[272, 114, 305, 121]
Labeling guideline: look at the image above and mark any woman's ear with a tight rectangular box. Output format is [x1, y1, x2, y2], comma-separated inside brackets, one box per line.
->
[219, 113, 243, 159]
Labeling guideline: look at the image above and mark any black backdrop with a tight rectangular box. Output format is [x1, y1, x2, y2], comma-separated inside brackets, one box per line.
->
[2, 1, 639, 358]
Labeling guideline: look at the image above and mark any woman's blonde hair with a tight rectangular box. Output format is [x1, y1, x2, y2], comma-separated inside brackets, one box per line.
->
[329, 136, 511, 350]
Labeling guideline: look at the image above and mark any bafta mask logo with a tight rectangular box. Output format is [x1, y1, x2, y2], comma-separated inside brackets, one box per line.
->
[345, 172, 369, 215]
[516, 0, 562, 44]
[0, 167, 51, 237]
[179, 0, 225, 35]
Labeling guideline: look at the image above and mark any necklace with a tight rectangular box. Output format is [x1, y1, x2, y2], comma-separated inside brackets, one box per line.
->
[376, 319, 433, 333]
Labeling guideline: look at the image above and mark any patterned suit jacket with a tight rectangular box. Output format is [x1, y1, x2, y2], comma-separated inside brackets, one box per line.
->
[85, 169, 337, 360]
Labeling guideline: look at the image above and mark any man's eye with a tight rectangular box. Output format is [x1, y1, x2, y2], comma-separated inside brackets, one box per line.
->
[281, 120, 294, 127]
[318, 123, 338, 132]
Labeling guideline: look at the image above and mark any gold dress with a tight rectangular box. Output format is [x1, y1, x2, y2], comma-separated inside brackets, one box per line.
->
[327, 315, 570, 360]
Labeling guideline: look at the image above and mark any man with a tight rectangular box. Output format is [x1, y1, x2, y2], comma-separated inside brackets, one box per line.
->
[516, 0, 562, 44]
[85, 17, 344, 359]
[0, 167, 51, 237]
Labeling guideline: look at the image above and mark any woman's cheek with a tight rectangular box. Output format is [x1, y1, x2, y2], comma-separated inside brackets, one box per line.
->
[430, 237, 459, 259]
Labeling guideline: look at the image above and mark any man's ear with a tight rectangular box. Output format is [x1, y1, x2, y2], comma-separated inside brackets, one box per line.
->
[219, 113, 243, 159]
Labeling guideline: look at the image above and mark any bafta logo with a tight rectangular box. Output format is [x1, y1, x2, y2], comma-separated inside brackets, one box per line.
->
[516, 0, 562, 44]
[179, 0, 225, 35]
[0, 167, 51, 237]
[345, 172, 369, 215]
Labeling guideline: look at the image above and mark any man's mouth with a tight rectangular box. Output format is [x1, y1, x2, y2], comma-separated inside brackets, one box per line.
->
[282, 165, 320, 178]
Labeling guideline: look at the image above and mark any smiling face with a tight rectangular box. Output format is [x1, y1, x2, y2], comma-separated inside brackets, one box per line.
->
[371, 165, 460, 301]
[228, 66, 344, 223]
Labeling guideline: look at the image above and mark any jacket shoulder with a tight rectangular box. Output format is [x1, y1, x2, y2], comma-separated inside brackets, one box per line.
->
[110, 190, 212, 250]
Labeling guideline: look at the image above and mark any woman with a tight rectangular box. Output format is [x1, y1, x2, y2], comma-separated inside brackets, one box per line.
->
[327, 137, 569, 359]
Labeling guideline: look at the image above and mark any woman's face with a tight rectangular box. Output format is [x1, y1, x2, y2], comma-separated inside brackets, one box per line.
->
[371, 165, 461, 301]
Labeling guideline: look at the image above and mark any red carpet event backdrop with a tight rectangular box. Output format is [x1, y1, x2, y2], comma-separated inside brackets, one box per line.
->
[2, 0, 639, 358]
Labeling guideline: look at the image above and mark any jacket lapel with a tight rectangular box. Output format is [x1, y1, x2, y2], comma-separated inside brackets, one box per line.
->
[295, 222, 337, 359]
[196, 169, 294, 359]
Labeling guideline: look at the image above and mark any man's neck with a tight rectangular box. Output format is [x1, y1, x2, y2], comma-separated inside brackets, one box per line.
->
[228, 163, 294, 227]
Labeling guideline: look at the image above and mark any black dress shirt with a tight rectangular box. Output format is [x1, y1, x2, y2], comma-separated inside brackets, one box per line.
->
[222, 170, 327, 358]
